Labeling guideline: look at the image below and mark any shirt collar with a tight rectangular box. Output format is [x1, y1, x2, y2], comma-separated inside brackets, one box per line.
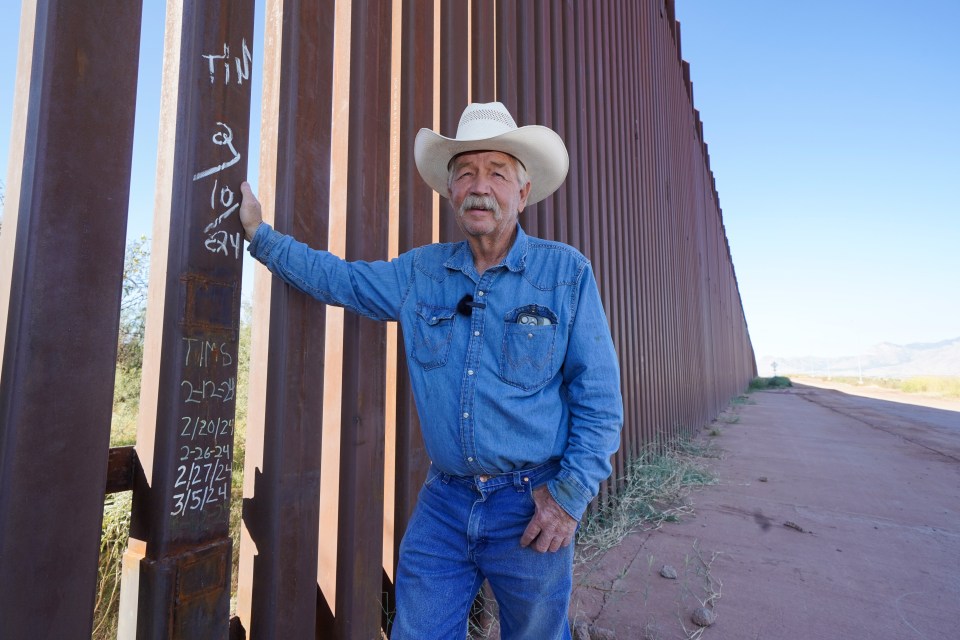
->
[444, 223, 529, 275]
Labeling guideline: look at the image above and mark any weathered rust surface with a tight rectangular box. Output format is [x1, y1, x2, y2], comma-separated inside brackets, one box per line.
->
[439, 0, 470, 243]
[107, 446, 138, 494]
[392, 0, 436, 580]
[137, 538, 232, 637]
[235, 0, 335, 637]
[125, 1, 255, 637]
[0, 1, 143, 637]
[325, 2, 394, 639]
[471, 0, 496, 102]
[1, 2, 756, 636]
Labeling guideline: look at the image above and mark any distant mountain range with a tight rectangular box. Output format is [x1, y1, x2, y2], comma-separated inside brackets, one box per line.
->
[758, 337, 960, 378]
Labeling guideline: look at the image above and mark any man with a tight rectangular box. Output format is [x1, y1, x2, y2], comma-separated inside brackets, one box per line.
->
[239, 102, 622, 639]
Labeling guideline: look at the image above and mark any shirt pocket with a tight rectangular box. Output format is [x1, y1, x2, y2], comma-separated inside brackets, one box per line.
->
[413, 303, 457, 370]
[499, 304, 559, 390]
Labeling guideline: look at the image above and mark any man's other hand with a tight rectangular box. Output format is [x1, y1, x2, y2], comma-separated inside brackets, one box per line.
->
[239, 181, 263, 242]
[520, 485, 577, 553]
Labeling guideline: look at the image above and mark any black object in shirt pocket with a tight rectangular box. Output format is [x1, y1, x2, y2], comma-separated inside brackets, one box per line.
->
[499, 305, 559, 390]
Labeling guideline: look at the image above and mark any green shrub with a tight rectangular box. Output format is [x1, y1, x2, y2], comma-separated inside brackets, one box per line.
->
[749, 376, 792, 390]
[899, 376, 960, 398]
[800, 375, 960, 399]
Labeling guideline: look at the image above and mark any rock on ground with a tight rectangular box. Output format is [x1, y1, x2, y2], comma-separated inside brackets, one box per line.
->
[691, 606, 717, 627]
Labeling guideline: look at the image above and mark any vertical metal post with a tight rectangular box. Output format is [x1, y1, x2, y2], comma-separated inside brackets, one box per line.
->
[570, 0, 591, 296]
[495, 0, 518, 115]
[237, 0, 335, 637]
[393, 0, 436, 577]
[626, 0, 646, 460]
[664, 15, 680, 439]
[513, 0, 539, 236]
[579, 0, 598, 267]
[0, 1, 142, 637]
[610, 0, 633, 465]
[328, 2, 393, 638]
[549, 2, 569, 246]
[643, 0, 662, 445]
[607, 0, 629, 483]
[123, 2, 254, 637]
[559, 0, 580, 251]
[646, 0, 663, 448]
[439, 0, 469, 243]
[532, 0, 554, 234]
[471, 0, 496, 103]
[654, 2, 671, 443]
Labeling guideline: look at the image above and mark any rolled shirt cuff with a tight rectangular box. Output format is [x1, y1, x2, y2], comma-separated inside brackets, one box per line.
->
[248, 221, 278, 258]
[546, 469, 593, 522]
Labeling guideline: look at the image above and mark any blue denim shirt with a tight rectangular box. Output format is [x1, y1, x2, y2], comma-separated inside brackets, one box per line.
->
[249, 222, 623, 520]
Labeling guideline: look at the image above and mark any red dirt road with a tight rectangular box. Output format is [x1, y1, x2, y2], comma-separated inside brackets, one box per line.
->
[572, 384, 960, 639]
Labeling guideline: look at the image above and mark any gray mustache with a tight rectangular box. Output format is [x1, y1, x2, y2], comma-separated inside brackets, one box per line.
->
[459, 195, 501, 217]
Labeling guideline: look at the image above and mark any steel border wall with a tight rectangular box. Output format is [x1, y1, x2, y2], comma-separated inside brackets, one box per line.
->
[0, 1, 755, 638]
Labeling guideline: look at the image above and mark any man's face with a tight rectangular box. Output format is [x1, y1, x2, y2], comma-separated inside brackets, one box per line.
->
[448, 151, 531, 241]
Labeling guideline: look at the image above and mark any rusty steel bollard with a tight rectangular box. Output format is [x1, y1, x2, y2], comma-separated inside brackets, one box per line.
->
[119, 2, 255, 638]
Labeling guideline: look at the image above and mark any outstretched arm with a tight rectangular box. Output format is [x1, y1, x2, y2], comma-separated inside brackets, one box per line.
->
[237, 180, 409, 322]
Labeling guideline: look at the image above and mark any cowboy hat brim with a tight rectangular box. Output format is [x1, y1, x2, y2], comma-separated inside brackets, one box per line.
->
[414, 125, 569, 207]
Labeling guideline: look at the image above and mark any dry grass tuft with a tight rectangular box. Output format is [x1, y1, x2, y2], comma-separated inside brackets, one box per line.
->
[677, 541, 723, 639]
[575, 440, 718, 565]
[93, 491, 132, 640]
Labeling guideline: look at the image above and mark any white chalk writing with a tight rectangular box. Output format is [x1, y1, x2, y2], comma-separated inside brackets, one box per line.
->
[180, 416, 235, 443]
[172, 331, 237, 518]
[170, 457, 230, 517]
[170, 32, 252, 519]
[183, 338, 234, 368]
[192, 123, 243, 259]
[204, 229, 242, 259]
[181, 377, 236, 404]
[193, 123, 241, 181]
[202, 39, 252, 85]
[178, 444, 232, 462]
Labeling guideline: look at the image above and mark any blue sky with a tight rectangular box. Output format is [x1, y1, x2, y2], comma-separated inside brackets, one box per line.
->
[0, 1, 264, 296]
[1, 3, 160, 238]
[2, 1, 958, 366]
[675, 0, 960, 363]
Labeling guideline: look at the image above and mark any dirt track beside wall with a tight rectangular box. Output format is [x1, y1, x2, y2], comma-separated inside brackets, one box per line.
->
[571, 384, 960, 639]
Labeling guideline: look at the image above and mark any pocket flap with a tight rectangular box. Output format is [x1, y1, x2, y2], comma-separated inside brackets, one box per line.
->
[416, 303, 457, 326]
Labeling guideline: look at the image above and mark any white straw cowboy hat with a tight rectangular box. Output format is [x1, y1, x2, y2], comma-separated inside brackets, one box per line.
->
[414, 102, 569, 206]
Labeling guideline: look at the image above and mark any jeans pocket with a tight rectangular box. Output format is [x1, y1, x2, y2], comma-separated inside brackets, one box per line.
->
[499, 305, 559, 390]
[413, 303, 457, 369]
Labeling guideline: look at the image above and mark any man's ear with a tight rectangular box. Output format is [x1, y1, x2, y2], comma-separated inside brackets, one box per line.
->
[517, 181, 532, 213]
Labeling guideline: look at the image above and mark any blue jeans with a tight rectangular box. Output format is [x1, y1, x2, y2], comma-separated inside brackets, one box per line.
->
[392, 461, 574, 640]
